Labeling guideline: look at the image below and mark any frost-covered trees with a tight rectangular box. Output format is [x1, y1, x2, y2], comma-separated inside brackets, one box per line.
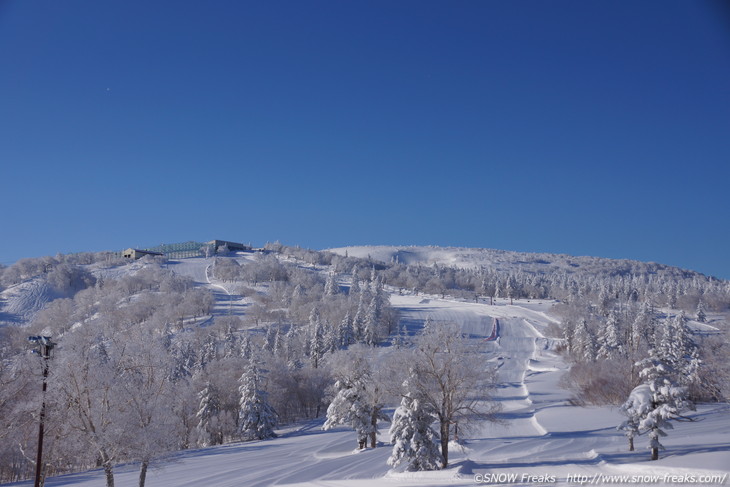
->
[574, 319, 596, 362]
[2, 244, 728, 483]
[630, 300, 656, 355]
[597, 311, 624, 359]
[405, 322, 497, 468]
[324, 376, 372, 449]
[238, 358, 278, 441]
[658, 313, 701, 389]
[119, 333, 180, 487]
[308, 308, 325, 369]
[52, 328, 128, 487]
[387, 373, 443, 471]
[324, 271, 340, 296]
[363, 297, 381, 346]
[323, 346, 389, 449]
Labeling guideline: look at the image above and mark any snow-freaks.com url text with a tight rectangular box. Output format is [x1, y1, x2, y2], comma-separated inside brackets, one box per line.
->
[474, 472, 728, 484]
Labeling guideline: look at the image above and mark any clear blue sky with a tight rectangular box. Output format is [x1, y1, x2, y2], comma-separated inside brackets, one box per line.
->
[1, 1, 729, 278]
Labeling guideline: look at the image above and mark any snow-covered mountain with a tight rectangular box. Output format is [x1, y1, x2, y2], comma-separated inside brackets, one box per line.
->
[328, 245, 707, 278]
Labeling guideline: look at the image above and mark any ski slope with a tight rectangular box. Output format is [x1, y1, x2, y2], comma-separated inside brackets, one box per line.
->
[7, 294, 730, 487]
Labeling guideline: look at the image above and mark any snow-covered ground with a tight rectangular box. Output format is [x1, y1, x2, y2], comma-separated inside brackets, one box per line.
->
[8, 292, 729, 487]
[0, 278, 58, 323]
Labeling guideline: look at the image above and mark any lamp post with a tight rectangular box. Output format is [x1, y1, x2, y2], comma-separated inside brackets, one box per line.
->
[28, 336, 55, 487]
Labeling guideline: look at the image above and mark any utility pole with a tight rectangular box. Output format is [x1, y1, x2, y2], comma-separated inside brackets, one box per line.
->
[28, 336, 55, 487]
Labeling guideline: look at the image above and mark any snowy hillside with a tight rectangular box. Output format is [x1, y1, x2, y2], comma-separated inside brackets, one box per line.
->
[328, 245, 709, 278]
[1, 244, 729, 487]
[6, 293, 730, 487]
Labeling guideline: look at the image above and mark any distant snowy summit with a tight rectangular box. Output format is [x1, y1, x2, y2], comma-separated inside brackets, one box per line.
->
[327, 245, 712, 279]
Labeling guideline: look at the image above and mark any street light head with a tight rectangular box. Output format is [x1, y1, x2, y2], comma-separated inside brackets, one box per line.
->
[28, 336, 56, 358]
[28, 336, 54, 345]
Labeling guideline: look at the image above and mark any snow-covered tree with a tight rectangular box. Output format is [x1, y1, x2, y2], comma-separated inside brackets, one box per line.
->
[632, 347, 695, 460]
[393, 320, 407, 349]
[197, 334, 217, 370]
[423, 316, 434, 334]
[349, 275, 361, 296]
[323, 346, 389, 449]
[264, 325, 277, 353]
[240, 334, 253, 360]
[363, 297, 381, 346]
[272, 327, 283, 356]
[658, 313, 701, 388]
[352, 294, 366, 343]
[630, 300, 655, 355]
[53, 329, 128, 487]
[324, 271, 340, 296]
[618, 384, 648, 451]
[574, 319, 596, 362]
[696, 300, 707, 323]
[387, 374, 442, 471]
[597, 311, 624, 359]
[221, 323, 238, 359]
[406, 322, 497, 468]
[309, 310, 326, 369]
[238, 358, 277, 441]
[324, 378, 372, 449]
[338, 311, 354, 348]
[196, 382, 223, 446]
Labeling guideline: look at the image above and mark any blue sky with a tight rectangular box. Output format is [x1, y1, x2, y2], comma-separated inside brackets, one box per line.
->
[1, 1, 729, 278]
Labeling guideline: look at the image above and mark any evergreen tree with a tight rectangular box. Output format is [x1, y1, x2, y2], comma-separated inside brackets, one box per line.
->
[618, 385, 646, 452]
[363, 297, 381, 346]
[264, 325, 277, 353]
[658, 312, 701, 387]
[598, 286, 611, 316]
[575, 319, 596, 362]
[631, 299, 656, 354]
[196, 382, 222, 446]
[324, 271, 340, 296]
[284, 324, 298, 363]
[423, 316, 434, 334]
[240, 335, 252, 360]
[338, 311, 354, 348]
[350, 276, 361, 296]
[696, 300, 707, 323]
[222, 324, 238, 359]
[197, 334, 217, 370]
[352, 294, 366, 343]
[323, 346, 388, 449]
[387, 375, 443, 471]
[393, 320, 407, 349]
[597, 311, 624, 359]
[238, 358, 278, 441]
[323, 377, 373, 449]
[272, 327, 282, 356]
[562, 319, 576, 356]
[309, 309, 325, 368]
[634, 346, 694, 460]
[324, 322, 340, 353]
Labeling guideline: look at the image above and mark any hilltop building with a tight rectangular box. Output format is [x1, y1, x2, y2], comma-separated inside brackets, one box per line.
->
[122, 239, 252, 260]
[206, 240, 251, 252]
[122, 248, 164, 260]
